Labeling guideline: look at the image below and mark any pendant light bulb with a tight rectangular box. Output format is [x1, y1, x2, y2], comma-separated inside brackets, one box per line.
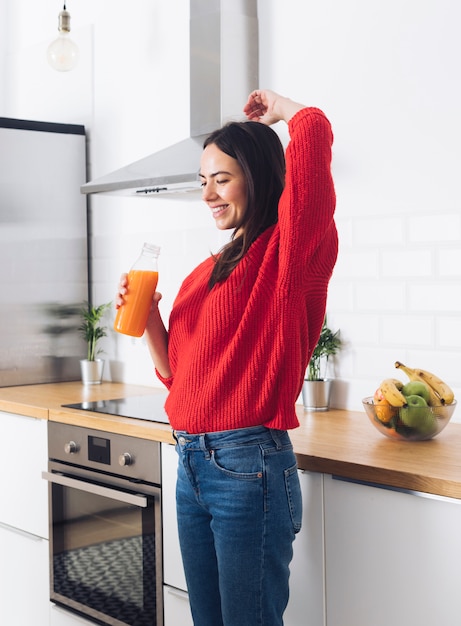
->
[47, 4, 79, 72]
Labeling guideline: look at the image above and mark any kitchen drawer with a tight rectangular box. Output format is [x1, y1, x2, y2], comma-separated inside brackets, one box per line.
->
[0, 522, 49, 626]
[163, 585, 193, 626]
[0, 411, 48, 538]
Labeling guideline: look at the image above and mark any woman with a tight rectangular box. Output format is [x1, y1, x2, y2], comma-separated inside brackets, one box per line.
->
[116, 89, 338, 626]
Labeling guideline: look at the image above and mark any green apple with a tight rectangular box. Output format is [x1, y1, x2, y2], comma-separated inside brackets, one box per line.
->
[401, 380, 431, 404]
[415, 412, 438, 436]
[400, 394, 431, 428]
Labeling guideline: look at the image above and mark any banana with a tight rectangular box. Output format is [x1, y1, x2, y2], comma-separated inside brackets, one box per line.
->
[413, 368, 455, 405]
[394, 361, 454, 405]
[395, 361, 440, 405]
[379, 378, 407, 407]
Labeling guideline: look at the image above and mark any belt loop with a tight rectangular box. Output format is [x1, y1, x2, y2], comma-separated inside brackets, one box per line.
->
[270, 429, 282, 450]
[200, 434, 211, 459]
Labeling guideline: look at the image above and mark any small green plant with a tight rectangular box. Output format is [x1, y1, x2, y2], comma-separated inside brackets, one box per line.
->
[79, 301, 112, 361]
[306, 316, 342, 381]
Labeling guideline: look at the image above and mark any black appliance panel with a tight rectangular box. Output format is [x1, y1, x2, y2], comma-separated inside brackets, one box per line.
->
[62, 394, 170, 424]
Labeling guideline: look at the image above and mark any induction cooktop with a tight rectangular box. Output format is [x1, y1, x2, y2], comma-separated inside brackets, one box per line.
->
[62, 393, 170, 424]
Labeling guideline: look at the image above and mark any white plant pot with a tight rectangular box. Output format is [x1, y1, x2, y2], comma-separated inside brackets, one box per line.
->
[80, 359, 104, 385]
[302, 379, 333, 411]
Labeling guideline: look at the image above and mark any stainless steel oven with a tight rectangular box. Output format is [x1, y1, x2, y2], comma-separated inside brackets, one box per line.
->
[43, 422, 163, 626]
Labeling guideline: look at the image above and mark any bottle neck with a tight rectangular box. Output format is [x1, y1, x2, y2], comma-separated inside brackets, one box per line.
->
[141, 243, 160, 258]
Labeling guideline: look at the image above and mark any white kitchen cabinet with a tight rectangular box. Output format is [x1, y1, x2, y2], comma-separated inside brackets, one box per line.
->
[162, 442, 193, 626]
[0, 411, 49, 625]
[284, 470, 325, 626]
[0, 521, 49, 626]
[162, 442, 188, 592]
[0, 411, 48, 538]
[324, 474, 461, 626]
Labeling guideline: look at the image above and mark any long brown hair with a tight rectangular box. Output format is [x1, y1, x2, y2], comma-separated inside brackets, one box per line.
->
[204, 121, 286, 288]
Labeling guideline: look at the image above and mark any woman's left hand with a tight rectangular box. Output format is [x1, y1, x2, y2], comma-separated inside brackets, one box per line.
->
[243, 89, 305, 125]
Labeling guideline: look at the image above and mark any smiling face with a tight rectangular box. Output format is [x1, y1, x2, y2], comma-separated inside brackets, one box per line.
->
[199, 143, 248, 232]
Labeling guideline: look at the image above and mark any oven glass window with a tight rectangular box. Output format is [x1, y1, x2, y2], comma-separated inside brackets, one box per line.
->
[51, 479, 158, 625]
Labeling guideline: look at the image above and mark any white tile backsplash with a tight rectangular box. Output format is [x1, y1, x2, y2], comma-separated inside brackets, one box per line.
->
[407, 214, 461, 243]
[381, 316, 434, 348]
[381, 249, 433, 278]
[353, 216, 405, 246]
[354, 281, 407, 312]
[332, 251, 379, 278]
[437, 317, 461, 349]
[438, 249, 461, 277]
[409, 284, 461, 313]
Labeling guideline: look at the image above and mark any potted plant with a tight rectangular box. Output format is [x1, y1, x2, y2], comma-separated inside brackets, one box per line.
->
[302, 316, 342, 411]
[79, 301, 112, 384]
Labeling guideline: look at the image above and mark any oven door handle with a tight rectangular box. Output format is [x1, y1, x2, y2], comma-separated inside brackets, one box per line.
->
[42, 471, 148, 508]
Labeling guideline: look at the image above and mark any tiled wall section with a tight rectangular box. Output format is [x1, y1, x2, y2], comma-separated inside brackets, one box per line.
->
[328, 210, 461, 413]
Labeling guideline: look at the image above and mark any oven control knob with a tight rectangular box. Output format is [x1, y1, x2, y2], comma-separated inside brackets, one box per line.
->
[119, 452, 133, 467]
[64, 441, 78, 454]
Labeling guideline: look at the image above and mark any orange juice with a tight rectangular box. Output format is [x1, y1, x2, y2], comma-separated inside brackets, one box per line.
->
[114, 269, 159, 337]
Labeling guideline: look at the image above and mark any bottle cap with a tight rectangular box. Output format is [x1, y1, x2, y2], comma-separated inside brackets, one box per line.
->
[142, 242, 161, 256]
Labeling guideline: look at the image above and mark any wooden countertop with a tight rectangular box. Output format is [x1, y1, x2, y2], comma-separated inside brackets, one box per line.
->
[0, 381, 175, 445]
[1, 381, 461, 499]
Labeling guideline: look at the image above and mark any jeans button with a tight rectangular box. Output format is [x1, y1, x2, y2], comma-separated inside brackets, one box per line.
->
[178, 436, 186, 446]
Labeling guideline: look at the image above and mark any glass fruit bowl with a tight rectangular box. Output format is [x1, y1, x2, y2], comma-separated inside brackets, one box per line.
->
[362, 397, 457, 441]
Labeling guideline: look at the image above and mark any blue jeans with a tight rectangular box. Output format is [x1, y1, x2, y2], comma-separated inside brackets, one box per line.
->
[173, 425, 302, 626]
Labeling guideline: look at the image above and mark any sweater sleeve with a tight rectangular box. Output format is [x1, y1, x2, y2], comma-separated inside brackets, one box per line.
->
[278, 107, 336, 286]
[155, 368, 174, 390]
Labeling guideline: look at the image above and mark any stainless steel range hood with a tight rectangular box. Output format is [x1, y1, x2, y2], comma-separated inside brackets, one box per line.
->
[81, 0, 258, 197]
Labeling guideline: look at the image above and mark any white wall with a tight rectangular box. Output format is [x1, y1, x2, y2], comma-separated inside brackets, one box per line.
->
[1, 0, 460, 412]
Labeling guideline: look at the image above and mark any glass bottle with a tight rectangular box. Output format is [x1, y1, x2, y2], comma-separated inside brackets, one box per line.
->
[114, 243, 160, 337]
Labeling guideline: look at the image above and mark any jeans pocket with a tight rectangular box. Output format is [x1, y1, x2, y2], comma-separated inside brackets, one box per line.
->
[284, 464, 303, 533]
[210, 445, 263, 480]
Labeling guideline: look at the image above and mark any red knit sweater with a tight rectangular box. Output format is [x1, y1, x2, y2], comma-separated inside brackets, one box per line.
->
[157, 107, 338, 433]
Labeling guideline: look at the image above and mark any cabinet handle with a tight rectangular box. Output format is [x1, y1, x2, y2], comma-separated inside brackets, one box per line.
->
[42, 471, 148, 508]
[0, 520, 45, 542]
[166, 586, 189, 601]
